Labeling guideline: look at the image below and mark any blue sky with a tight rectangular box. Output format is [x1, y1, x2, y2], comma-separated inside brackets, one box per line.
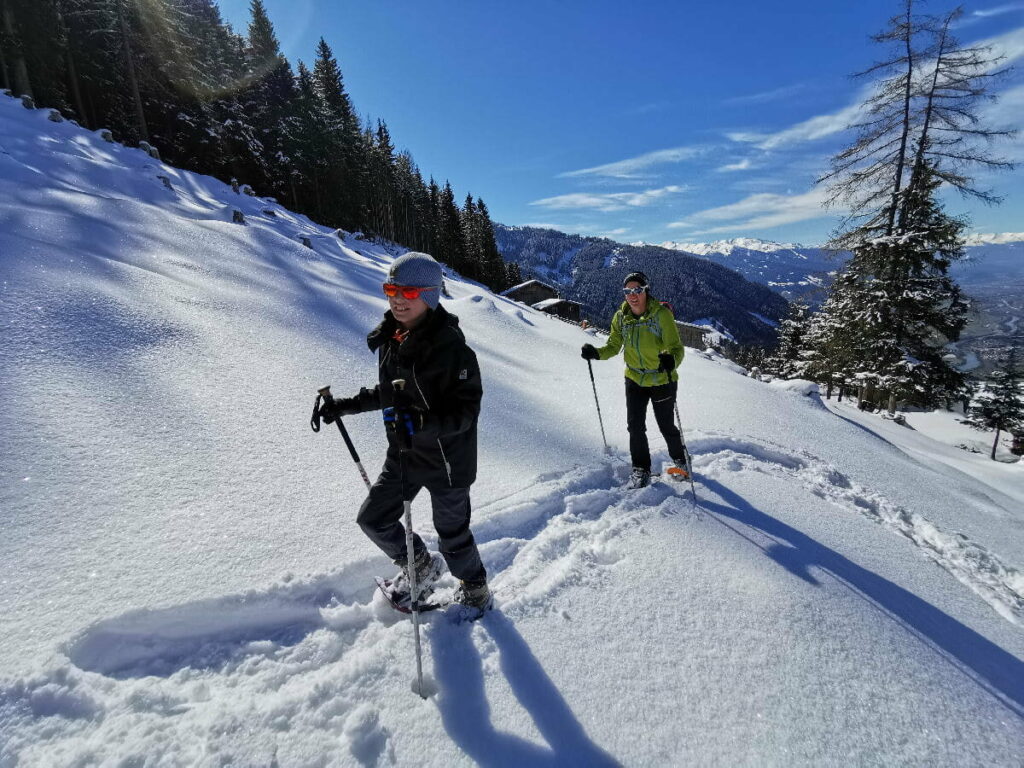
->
[218, 0, 1024, 245]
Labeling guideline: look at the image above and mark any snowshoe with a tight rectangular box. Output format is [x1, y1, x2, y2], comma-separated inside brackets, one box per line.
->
[665, 458, 690, 482]
[628, 467, 652, 489]
[375, 574, 447, 615]
[382, 551, 444, 609]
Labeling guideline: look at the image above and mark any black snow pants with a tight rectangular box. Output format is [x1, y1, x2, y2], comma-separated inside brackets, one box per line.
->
[356, 454, 486, 582]
[625, 378, 686, 472]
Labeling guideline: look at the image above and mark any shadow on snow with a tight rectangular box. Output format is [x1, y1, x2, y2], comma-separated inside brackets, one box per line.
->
[698, 475, 1024, 719]
[431, 609, 620, 767]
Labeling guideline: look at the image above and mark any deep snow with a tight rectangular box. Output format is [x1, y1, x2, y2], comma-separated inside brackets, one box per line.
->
[2, 94, 1023, 766]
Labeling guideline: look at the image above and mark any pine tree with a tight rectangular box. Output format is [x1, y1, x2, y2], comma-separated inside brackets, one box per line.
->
[475, 197, 506, 289]
[967, 347, 1024, 460]
[312, 37, 365, 229]
[4, 1, 493, 272]
[806, 0, 1014, 410]
[766, 301, 810, 379]
[435, 181, 467, 275]
[505, 261, 523, 289]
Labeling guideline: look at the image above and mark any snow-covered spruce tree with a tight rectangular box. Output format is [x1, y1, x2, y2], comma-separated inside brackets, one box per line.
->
[802, 273, 864, 399]
[766, 300, 810, 379]
[809, 0, 1013, 410]
[967, 347, 1024, 460]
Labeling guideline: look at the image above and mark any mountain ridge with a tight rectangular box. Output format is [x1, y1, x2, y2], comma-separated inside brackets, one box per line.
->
[494, 225, 790, 345]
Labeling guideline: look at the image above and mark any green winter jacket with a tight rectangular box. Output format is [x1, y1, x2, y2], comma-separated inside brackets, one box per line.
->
[596, 298, 685, 386]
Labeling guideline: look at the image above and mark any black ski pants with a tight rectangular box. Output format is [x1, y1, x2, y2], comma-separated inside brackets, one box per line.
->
[625, 378, 686, 472]
[356, 455, 486, 582]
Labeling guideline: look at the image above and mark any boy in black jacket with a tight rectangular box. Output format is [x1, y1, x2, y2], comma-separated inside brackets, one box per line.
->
[319, 252, 491, 612]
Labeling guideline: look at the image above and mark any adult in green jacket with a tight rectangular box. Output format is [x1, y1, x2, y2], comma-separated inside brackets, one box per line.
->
[581, 271, 689, 488]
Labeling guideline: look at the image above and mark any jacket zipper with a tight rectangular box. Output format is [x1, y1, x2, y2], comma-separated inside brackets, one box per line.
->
[412, 363, 430, 409]
[437, 438, 453, 486]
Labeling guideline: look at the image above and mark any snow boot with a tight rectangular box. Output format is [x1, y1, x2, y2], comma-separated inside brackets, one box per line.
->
[390, 550, 444, 603]
[628, 467, 652, 489]
[453, 579, 493, 614]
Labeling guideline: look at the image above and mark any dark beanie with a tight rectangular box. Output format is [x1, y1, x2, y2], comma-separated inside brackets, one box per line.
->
[623, 271, 649, 288]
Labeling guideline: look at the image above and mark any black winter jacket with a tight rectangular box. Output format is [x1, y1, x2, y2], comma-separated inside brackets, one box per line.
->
[349, 305, 482, 487]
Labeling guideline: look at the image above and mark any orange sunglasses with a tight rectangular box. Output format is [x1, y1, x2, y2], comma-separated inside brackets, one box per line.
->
[382, 283, 437, 300]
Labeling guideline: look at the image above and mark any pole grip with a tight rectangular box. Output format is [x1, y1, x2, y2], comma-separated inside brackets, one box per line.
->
[313, 384, 372, 489]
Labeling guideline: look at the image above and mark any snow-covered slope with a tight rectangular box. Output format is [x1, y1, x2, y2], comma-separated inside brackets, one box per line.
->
[3, 94, 1024, 766]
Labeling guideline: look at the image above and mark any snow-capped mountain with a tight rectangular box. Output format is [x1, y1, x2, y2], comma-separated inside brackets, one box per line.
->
[652, 235, 1024, 371]
[495, 225, 789, 345]
[962, 232, 1024, 246]
[654, 238, 842, 304]
[3, 92, 1024, 766]
[656, 237, 808, 256]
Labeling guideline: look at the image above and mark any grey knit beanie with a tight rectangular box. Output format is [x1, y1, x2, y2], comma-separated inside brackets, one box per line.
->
[388, 251, 443, 309]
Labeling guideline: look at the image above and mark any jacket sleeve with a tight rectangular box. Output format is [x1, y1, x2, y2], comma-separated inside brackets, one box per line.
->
[436, 344, 482, 438]
[658, 308, 685, 375]
[597, 311, 624, 360]
[348, 385, 382, 413]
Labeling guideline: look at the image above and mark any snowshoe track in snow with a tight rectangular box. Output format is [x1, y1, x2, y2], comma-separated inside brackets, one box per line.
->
[51, 432, 1024, 685]
[690, 431, 1024, 626]
[3, 434, 1022, 765]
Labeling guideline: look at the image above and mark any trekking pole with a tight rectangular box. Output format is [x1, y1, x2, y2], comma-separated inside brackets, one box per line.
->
[673, 396, 698, 503]
[311, 386, 372, 490]
[392, 379, 427, 700]
[586, 359, 612, 455]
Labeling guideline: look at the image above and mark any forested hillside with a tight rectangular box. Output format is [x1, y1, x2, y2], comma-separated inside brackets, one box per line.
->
[0, 0, 511, 288]
[496, 225, 789, 345]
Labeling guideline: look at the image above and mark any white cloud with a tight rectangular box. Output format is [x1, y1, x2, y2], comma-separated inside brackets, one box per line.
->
[722, 83, 806, 106]
[530, 185, 687, 212]
[558, 147, 705, 179]
[522, 222, 572, 231]
[716, 158, 754, 173]
[667, 186, 837, 234]
[975, 23, 1024, 64]
[973, 3, 1024, 18]
[727, 98, 867, 151]
[726, 26, 1024, 152]
[982, 83, 1024, 161]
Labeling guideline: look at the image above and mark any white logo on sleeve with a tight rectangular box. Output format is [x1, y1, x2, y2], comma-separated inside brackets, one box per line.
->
[459, 369, 468, 380]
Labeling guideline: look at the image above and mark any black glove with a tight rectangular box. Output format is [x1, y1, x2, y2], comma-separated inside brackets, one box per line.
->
[658, 352, 675, 373]
[581, 343, 600, 361]
[319, 396, 359, 424]
[384, 406, 428, 436]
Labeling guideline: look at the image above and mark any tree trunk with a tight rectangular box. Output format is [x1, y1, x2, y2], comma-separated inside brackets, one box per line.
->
[900, 10, 952, 230]
[886, 0, 915, 237]
[54, 4, 89, 126]
[1, 0, 32, 98]
[116, 0, 148, 141]
[888, 391, 897, 416]
[991, 426, 1001, 461]
[0, 17, 10, 92]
